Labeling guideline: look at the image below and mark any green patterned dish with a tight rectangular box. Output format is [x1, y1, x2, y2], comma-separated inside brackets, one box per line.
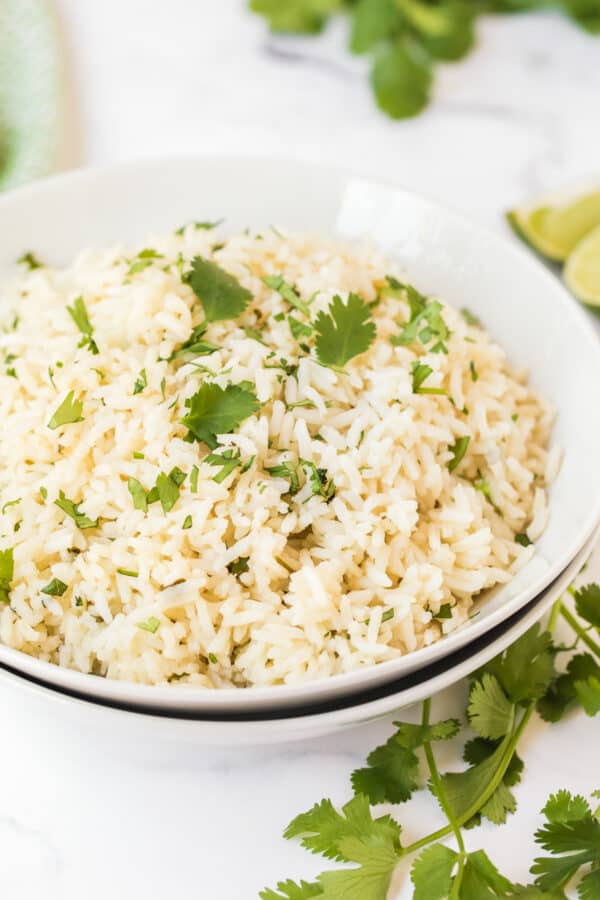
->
[0, 0, 63, 190]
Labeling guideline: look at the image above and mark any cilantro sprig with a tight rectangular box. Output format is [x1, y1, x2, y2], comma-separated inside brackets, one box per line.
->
[184, 256, 252, 323]
[182, 382, 260, 449]
[47, 391, 84, 430]
[263, 581, 600, 899]
[0, 548, 14, 604]
[67, 296, 99, 355]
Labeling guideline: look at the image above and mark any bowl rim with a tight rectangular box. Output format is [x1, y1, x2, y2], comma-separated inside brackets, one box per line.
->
[0, 154, 598, 711]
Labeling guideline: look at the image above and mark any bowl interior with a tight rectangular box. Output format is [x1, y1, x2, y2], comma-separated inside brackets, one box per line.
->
[0, 156, 598, 713]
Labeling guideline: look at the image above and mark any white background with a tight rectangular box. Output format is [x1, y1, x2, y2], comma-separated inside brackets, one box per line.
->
[1, 2, 599, 898]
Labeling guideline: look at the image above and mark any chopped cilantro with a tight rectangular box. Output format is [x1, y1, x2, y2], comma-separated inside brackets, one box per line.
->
[168, 466, 187, 486]
[182, 382, 260, 449]
[117, 568, 138, 577]
[515, 532, 532, 547]
[411, 361, 446, 395]
[447, 435, 470, 472]
[314, 293, 376, 369]
[160, 377, 167, 401]
[461, 307, 481, 326]
[434, 603, 453, 619]
[300, 459, 336, 500]
[205, 448, 242, 483]
[0, 548, 14, 604]
[47, 391, 84, 430]
[133, 451, 145, 460]
[138, 616, 160, 634]
[228, 557, 250, 576]
[391, 285, 449, 352]
[17, 251, 43, 270]
[66, 296, 99, 354]
[41, 577, 68, 597]
[39, 487, 48, 500]
[511, 413, 519, 422]
[208, 652, 219, 664]
[287, 399, 317, 410]
[54, 491, 98, 529]
[240, 454, 255, 474]
[243, 325, 268, 345]
[469, 360, 479, 382]
[184, 256, 252, 323]
[265, 461, 301, 495]
[133, 369, 147, 395]
[1, 498, 21, 514]
[190, 465, 199, 493]
[381, 608, 395, 623]
[155, 472, 181, 513]
[263, 274, 311, 317]
[182, 515, 193, 530]
[273, 312, 285, 322]
[171, 323, 219, 360]
[128, 248, 163, 276]
[288, 315, 313, 340]
[175, 219, 223, 235]
[128, 477, 148, 512]
[48, 366, 57, 390]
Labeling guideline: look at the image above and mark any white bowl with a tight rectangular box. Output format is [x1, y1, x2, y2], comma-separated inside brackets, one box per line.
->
[0, 527, 595, 747]
[0, 156, 598, 714]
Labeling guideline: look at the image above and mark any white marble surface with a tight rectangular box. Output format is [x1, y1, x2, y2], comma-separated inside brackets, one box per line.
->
[1, 2, 599, 897]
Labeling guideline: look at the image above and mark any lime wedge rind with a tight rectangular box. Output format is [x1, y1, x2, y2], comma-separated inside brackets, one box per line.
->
[507, 188, 600, 263]
[564, 224, 600, 311]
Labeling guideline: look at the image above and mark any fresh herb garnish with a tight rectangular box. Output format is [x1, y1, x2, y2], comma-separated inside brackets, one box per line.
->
[288, 315, 313, 341]
[0, 548, 14, 604]
[128, 477, 148, 512]
[205, 448, 242, 483]
[515, 532, 532, 547]
[314, 293, 376, 369]
[133, 451, 145, 460]
[41, 577, 68, 597]
[67, 296, 99, 354]
[17, 251, 43, 270]
[190, 465, 199, 493]
[182, 382, 260, 449]
[228, 557, 250, 576]
[263, 274, 311, 317]
[243, 325, 268, 345]
[184, 256, 252, 323]
[300, 460, 336, 500]
[265, 461, 301, 495]
[117, 568, 138, 577]
[391, 285, 450, 353]
[47, 391, 84, 430]
[434, 603, 453, 619]
[447, 435, 470, 472]
[138, 616, 160, 634]
[175, 219, 223, 235]
[469, 360, 479, 382]
[127, 248, 163, 275]
[171, 322, 220, 360]
[411, 361, 447, 395]
[133, 369, 147, 395]
[182, 515, 193, 530]
[40, 487, 48, 500]
[461, 307, 481, 326]
[381, 608, 395, 624]
[1, 498, 21, 514]
[54, 491, 98, 529]
[155, 472, 181, 513]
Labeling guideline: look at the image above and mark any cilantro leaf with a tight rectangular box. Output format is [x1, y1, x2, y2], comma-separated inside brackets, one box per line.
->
[288, 315, 313, 340]
[410, 843, 458, 900]
[228, 557, 249, 576]
[351, 719, 459, 804]
[47, 391, 84, 430]
[371, 41, 432, 119]
[468, 673, 515, 740]
[206, 448, 242, 483]
[127, 248, 163, 275]
[411, 361, 446, 395]
[531, 790, 600, 893]
[574, 583, 600, 629]
[54, 491, 98, 529]
[575, 677, 600, 716]
[249, 0, 340, 34]
[460, 849, 513, 899]
[396, 0, 476, 62]
[0, 548, 14, 604]
[461, 737, 523, 828]
[300, 460, 336, 500]
[67, 296, 99, 354]
[477, 624, 555, 706]
[260, 880, 322, 900]
[284, 794, 401, 863]
[184, 256, 252, 323]
[128, 477, 148, 512]
[350, 0, 400, 53]
[538, 653, 600, 723]
[138, 616, 160, 634]
[263, 275, 311, 317]
[182, 383, 260, 449]
[447, 435, 470, 472]
[265, 461, 301, 495]
[316, 838, 399, 899]
[314, 293, 376, 369]
[41, 577, 68, 597]
[155, 472, 181, 513]
[391, 290, 449, 351]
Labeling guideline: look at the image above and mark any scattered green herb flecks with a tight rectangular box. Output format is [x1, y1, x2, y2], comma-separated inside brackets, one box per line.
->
[381, 608, 395, 623]
[138, 616, 160, 634]
[300, 460, 336, 500]
[133, 368, 147, 395]
[1, 498, 21, 515]
[0, 548, 14, 604]
[265, 461, 301, 495]
[288, 315, 313, 340]
[40, 487, 48, 500]
[128, 248, 163, 276]
[434, 603, 453, 620]
[190, 465, 199, 493]
[54, 491, 98, 529]
[155, 472, 181, 513]
[175, 219, 223, 235]
[391, 284, 450, 353]
[67, 296, 99, 354]
[184, 256, 252, 323]
[515, 532, 532, 547]
[411, 361, 447, 395]
[314, 293, 376, 369]
[208, 652, 219, 664]
[182, 515, 193, 530]
[447, 435, 470, 472]
[17, 251, 43, 270]
[182, 382, 260, 449]
[128, 477, 148, 513]
[469, 360, 479, 382]
[228, 557, 250, 576]
[461, 307, 481, 326]
[171, 322, 220, 360]
[263, 274, 311, 317]
[117, 568, 138, 578]
[205, 448, 242, 483]
[41, 577, 68, 597]
[47, 391, 84, 430]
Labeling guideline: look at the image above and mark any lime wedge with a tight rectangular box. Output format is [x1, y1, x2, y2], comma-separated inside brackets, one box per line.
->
[507, 188, 600, 262]
[564, 224, 600, 310]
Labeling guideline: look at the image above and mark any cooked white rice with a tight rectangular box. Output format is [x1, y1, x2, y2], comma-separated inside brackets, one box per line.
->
[0, 227, 556, 688]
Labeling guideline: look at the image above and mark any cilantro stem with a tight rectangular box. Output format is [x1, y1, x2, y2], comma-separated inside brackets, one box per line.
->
[421, 699, 466, 897]
[547, 598, 562, 634]
[559, 603, 600, 658]
[403, 703, 532, 857]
